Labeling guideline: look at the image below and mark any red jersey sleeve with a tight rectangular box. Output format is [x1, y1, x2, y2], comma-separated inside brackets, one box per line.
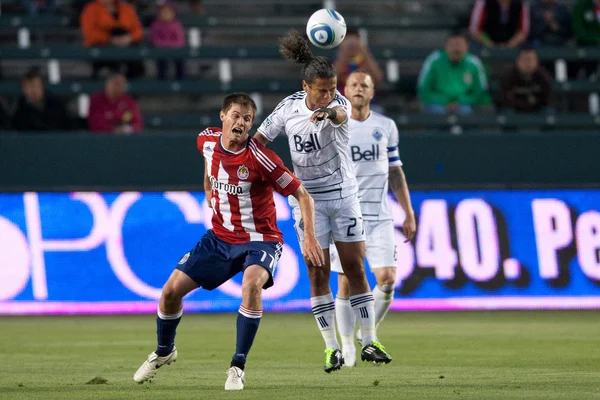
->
[196, 127, 221, 156]
[248, 138, 301, 197]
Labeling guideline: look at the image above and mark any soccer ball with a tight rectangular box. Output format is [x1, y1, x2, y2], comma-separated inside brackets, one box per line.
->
[306, 9, 347, 49]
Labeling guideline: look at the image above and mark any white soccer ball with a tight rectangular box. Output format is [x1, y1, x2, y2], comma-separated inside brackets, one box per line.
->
[306, 9, 347, 49]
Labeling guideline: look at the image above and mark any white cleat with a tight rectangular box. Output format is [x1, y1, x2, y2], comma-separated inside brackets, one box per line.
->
[133, 347, 178, 383]
[342, 344, 357, 367]
[224, 366, 246, 390]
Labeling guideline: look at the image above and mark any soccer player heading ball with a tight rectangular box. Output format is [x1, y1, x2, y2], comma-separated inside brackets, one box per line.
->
[254, 31, 392, 372]
[330, 70, 417, 367]
[133, 93, 323, 390]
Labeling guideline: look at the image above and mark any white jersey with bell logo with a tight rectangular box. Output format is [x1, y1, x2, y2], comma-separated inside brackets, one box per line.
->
[348, 111, 402, 221]
[257, 90, 359, 201]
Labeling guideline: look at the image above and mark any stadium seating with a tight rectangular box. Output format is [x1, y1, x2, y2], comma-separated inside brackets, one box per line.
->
[0, 0, 597, 133]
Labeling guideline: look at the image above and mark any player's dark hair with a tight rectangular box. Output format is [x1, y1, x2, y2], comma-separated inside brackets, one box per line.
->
[222, 92, 257, 116]
[279, 30, 336, 84]
[447, 30, 468, 42]
[22, 67, 43, 82]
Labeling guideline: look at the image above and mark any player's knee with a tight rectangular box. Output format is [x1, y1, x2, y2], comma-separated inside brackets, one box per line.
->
[161, 284, 183, 305]
[377, 270, 396, 288]
[242, 266, 268, 296]
[341, 260, 366, 280]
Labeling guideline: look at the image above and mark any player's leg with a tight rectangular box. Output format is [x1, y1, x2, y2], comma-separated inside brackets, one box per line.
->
[225, 241, 279, 390]
[331, 245, 357, 367]
[225, 264, 270, 390]
[133, 269, 198, 383]
[134, 230, 231, 383]
[332, 195, 392, 364]
[293, 205, 343, 373]
[356, 220, 398, 346]
[373, 267, 396, 325]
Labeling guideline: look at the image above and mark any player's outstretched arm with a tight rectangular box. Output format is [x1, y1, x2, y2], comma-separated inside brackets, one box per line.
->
[389, 166, 417, 242]
[309, 106, 347, 125]
[290, 185, 324, 267]
[254, 131, 271, 146]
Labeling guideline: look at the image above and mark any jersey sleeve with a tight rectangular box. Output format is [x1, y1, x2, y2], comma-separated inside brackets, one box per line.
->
[330, 92, 352, 127]
[249, 139, 301, 197]
[387, 121, 403, 167]
[196, 127, 220, 156]
[257, 98, 288, 142]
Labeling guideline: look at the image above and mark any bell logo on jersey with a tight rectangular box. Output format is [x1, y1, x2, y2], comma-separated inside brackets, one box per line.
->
[237, 165, 249, 180]
[293, 133, 322, 153]
[351, 144, 380, 161]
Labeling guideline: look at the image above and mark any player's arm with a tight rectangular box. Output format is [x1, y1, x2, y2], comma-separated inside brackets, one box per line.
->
[290, 185, 325, 267]
[389, 166, 416, 242]
[254, 130, 271, 146]
[309, 106, 347, 125]
[203, 161, 212, 206]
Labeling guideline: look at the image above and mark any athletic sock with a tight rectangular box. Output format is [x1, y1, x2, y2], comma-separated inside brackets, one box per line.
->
[231, 305, 262, 370]
[350, 293, 377, 346]
[311, 293, 339, 349]
[155, 308, 182, 356]
[373, 284, 394, 328]
[335, 296, 356, 350]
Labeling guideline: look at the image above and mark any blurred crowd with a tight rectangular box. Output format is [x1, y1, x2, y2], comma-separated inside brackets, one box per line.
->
[1, 0, 600, 133]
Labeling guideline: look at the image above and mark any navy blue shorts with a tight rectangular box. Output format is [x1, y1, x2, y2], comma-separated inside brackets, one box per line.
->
[175, 230, 282, 290]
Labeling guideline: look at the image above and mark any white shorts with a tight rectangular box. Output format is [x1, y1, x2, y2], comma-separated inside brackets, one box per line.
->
[293, 193, 365, 250]
[330, 219, 397, 273]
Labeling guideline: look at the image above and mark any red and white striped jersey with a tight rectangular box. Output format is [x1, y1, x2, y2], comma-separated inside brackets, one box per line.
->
[197, 127, 301, 244]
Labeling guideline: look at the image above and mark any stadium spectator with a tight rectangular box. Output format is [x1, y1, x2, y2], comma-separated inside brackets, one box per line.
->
[151, 1, 186, 80]
[12, 68, 78, 131]
[529, 0, 572, 46]
[572, 0, 600, 45]
[418, 32, 490, 115]
[501, 47, 554, 112]
[334, 28, 384, 111]
[469, 0, 531, 48]
[21, 0, 57, 15]
[80, 0, 145, 79]
[88, 72, 143, 134]
[335, 28, 384, 90]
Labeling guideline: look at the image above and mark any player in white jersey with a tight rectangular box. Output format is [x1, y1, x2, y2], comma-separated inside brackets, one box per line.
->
[330, 70, 417, 367]
[254, 31, 392, 372]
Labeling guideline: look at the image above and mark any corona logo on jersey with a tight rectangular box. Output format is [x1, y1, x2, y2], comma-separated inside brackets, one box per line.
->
[210, 175, 243, 195]
[293, 133, 322, 153]
[351, 144, 381, 162]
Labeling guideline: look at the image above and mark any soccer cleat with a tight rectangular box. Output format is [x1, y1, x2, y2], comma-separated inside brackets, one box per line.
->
[323, 347, 344, 373]
[225, 366, 246, 390]
[342, 344, 356, 368]
[361, 341, 392, 364]
[133, 347, 178, 383]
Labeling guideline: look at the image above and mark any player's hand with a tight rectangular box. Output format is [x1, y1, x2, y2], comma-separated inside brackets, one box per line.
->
[310, 107, 337, 123]
[303, 235, 325, 267]
[402, 212, 417, 243]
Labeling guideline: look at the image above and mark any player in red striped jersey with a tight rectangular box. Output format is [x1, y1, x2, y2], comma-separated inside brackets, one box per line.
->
[134, 93, 323, 391]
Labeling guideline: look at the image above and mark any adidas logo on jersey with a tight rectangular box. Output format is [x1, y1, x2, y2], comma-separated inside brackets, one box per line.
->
[292, 109, 299, 114]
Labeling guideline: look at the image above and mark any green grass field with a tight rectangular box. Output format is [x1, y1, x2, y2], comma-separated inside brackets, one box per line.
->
[0, 311, 599, 399]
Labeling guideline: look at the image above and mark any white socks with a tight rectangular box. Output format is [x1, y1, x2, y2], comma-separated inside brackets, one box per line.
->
[311, 293, 339, 349]
[349, 293, 376, 345]
[373, 284, 394, 328]
[335, 296, 356, 349]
